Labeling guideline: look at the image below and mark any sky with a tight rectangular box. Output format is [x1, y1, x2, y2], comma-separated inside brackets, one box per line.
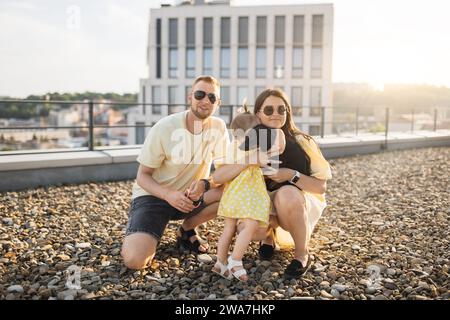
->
[0, 0, 449, 97]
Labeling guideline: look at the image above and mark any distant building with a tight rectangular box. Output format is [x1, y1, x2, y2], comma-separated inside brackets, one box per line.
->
[129, 0, 334, 144]
[49, 106, 83, 127]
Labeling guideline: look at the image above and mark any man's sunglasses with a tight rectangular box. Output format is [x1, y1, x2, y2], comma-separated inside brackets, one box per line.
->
[193, 90, 218, 104]
[262, 105, 287, 116]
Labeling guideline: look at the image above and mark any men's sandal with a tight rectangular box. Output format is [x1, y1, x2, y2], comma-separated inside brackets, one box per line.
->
[176, 226, 209, 254]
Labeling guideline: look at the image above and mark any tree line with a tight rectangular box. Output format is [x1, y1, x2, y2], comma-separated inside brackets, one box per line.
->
[0, 92, 138, 119]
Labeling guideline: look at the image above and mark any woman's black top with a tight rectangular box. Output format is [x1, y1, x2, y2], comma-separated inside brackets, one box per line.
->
[265, 135, 311, 192]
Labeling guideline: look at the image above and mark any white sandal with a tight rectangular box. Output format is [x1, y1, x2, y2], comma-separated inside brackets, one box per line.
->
[227, 257, 248, 282]
[212, 259, 232, 280]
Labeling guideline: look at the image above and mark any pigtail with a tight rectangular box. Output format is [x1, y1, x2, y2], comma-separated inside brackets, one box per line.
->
[237, 98, 251, 114]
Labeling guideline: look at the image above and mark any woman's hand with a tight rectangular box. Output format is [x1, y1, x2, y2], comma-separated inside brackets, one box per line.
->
[265, 168, 295, 183]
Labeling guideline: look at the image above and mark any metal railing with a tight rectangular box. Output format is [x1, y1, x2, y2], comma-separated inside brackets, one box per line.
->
[0, 99, 449, 155]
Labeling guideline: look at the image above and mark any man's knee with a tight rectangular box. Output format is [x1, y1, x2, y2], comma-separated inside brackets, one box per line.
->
[121, 233, 157, 270]
[121, 249, 154, 270]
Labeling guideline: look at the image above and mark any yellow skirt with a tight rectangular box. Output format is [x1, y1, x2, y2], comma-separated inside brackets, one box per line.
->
[218, 165, 270, 226]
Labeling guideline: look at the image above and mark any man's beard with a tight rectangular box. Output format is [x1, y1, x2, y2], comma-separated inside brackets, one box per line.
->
[191, 106, 211, 120]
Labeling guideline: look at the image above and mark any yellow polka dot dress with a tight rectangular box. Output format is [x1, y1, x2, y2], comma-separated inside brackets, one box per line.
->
[218, 165, 271, 226]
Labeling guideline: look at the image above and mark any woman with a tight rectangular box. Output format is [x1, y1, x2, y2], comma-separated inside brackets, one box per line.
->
[188, 88, 331, 280]
[246, 88, 332, 280]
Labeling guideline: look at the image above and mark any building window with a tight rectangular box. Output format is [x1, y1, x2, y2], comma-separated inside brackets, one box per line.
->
[256, 16, 267, 78]
[292, 15, 304, 79]
[152, 86, 161, 115]
[238, 17, 249, 78]
[293, 15, 304, 44]
[221, 17, 231, 78]
[274, 16, 285, 79]
[274, 47, 284, 78]
[221, 48, 230, 78]
[156, 18, 161, 79]
[219, 86, 231, 116]
[203, 18, 213, 46]
[311, 15, 323, 79]
[169, 49, 178, 78]
[169, 18, 178, 78]
[186, 18, 195, 78]
[186, 48, 195, 78]
[203, 48, 213, 75]
[311, 47, 322, 78]
[169, 86, 181, 114]
[275, 16, 285, 44]
[221, 17, 231, 46]
[186, 18, 195, 45]
[203, 18, 213, 75]
[135, 122, 146, 145]
[238, 17, 249, 44]
[256, 48, 266, 78]
[256, 16, 267, 44]
[310, 86, 322, 117]
[237, 86, 248, 106]
[309, 125, 321, 136]
[312, 15, 324, 45]
[291, 87, 303, 116]
[292, 47, 303, 78]
[238, 48, 248, 78]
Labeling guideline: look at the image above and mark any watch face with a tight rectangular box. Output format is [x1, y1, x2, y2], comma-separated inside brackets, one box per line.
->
[291, 172, 300, 183]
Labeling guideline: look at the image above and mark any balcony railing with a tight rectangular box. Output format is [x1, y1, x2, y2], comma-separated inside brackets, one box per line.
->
[0, 99, 449, 155]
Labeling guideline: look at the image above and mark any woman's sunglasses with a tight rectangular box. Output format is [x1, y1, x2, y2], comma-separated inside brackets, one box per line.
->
[262, 105, 287, 116]
[193, 90, 218, 104]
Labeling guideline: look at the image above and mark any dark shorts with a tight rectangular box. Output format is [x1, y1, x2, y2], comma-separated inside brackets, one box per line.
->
[125, 195, 207, 242]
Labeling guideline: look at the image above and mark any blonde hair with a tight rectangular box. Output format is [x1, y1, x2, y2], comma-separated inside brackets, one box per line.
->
[230, 102, 260, 137]
[192, 75, 220, 89]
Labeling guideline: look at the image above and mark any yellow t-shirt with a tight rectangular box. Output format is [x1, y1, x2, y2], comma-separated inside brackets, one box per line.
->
[131, 111, 230, 199]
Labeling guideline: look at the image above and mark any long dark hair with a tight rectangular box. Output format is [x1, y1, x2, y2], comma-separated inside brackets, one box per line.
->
[254, 88, 312, 175]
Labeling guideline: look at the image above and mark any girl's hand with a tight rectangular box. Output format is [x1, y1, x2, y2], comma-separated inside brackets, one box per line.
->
[185, 180, 205, 202]
[265, 168, 295, 183]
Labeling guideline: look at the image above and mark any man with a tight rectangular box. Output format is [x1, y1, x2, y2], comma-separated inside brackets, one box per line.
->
[121, 75, 229, 270]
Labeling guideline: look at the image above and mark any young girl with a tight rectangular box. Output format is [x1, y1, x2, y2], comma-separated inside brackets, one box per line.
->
[208, 107, 286, 282]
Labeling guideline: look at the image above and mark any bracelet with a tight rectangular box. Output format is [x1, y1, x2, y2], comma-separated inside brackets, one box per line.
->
[200, 178, 211, 192]
[192, 193, 204, 206]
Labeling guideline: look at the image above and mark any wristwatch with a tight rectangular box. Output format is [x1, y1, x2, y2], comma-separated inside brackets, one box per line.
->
[289, 171, 301, 185]
[192, 194, 204, 207]
[200, 178, 211, 192]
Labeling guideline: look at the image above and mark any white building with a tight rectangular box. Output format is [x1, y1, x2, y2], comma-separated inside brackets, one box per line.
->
[130, 0, 333, 144]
